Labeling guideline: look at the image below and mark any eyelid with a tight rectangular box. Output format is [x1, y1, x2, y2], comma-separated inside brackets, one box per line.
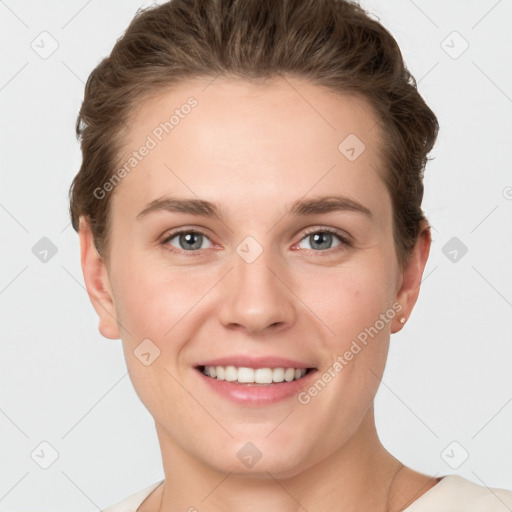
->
[160, 226, 352, 254]
[299, 226, 352, 244]
[160, 227, 216, 254]
[291, 226, 352, 253]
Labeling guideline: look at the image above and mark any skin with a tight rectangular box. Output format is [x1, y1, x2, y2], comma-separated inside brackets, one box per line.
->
[79, 76, 438, 511]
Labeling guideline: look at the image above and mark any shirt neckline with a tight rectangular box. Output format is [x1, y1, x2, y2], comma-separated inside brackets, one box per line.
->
[403, 475, 462, 510]
[137, 475, 456, 511]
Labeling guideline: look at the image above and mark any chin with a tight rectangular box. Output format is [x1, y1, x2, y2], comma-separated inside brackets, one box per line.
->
[201, 438, 316, 480]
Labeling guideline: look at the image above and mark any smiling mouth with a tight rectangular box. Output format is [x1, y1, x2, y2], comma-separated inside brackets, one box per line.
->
[196, 365, 316, 385]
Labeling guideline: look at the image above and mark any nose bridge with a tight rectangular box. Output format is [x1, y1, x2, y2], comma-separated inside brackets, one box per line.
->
[218, 237, 295, 333]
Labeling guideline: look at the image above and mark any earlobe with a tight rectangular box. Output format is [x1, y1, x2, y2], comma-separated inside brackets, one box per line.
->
[78, 216, 121, 340]
[391, 221, 431, 334]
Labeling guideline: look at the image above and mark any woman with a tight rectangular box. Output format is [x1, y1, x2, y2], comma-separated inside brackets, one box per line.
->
[68, 0, 512, 510]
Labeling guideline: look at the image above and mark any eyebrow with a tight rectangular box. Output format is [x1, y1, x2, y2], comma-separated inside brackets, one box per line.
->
[136, 195, 372, 220]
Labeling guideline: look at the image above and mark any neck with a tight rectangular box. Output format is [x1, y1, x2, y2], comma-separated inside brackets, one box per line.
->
[153, 406, 406, 512]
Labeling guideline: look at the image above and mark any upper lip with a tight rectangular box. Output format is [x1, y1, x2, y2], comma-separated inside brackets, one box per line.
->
[194, 356, 316, 369]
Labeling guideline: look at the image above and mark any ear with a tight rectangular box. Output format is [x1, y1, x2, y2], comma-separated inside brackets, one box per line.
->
[78, 216, 121, 340]
[391, 221, 431, 334]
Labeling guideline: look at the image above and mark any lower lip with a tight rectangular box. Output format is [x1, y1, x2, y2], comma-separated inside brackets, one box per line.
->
[195, 368, 317, 406]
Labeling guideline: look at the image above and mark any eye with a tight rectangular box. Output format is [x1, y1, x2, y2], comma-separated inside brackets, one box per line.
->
[160, 227, 351, 255]
[162, 230, 214, 253]
[295, 228, 351, 252]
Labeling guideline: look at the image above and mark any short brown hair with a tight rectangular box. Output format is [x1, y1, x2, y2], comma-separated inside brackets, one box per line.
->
[68, 0, 439, 269]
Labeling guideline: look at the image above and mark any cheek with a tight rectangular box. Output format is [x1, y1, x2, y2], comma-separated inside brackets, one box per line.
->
[110, 262, 207, 424]
[111, 255, 211, 345]
[304, 258, 395, 347]
[292, 261, 395, 422]
[300, 259, 395, 415]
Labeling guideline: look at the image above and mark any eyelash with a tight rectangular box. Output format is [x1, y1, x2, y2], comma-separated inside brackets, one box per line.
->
[160, 227, 352, 256]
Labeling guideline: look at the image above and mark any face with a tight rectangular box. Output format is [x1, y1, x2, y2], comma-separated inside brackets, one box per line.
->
[81, 76, 428, 478]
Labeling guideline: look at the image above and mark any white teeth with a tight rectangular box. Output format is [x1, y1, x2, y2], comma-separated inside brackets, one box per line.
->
[284, 368, 295, 382]
[237, 367, 254, 383]
[225, 365, 237, 382]
[202, 365, 308, 384]
[255, 368, 273, 384]
[272, 367, 285, 382]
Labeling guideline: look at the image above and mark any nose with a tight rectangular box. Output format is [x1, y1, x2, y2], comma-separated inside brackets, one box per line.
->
[217, 246, 296, 336]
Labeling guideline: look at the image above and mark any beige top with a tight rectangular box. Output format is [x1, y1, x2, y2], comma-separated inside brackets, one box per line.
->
[102, 475, 512, 511]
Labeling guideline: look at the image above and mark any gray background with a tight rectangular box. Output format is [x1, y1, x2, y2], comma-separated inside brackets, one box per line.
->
[1, 0, 511, 510]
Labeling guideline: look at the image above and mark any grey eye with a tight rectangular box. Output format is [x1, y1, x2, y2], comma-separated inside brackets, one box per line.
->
[297, 231, 343, 251]
[165, 231, 213, 251]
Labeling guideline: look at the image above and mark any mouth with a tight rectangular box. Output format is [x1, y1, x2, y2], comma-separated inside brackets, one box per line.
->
[195, 365, 316, 386]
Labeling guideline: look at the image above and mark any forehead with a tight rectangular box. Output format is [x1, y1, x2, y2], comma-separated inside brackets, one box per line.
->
[111, 76, 389, 222]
